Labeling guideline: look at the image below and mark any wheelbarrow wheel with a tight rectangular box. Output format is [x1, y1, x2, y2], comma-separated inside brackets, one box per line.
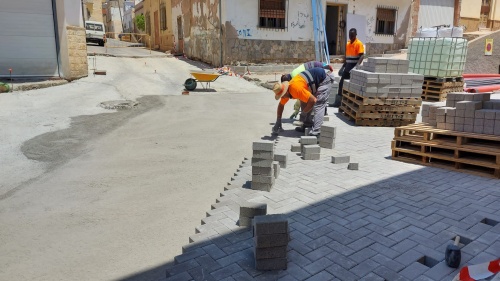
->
[184, 78, 197, 91]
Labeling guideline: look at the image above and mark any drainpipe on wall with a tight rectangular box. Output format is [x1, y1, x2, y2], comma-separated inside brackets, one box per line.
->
[220, 0, 223, 67]
[51, 0, 62, 78]
[493, 0, 498, 30]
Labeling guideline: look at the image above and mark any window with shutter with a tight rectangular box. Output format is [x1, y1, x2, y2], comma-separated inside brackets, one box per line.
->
[375, 8, 396, 35]
[259, 0, 287, 29]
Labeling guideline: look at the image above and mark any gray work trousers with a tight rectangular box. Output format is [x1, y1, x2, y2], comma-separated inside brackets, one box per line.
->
[305, 72, 335, 135]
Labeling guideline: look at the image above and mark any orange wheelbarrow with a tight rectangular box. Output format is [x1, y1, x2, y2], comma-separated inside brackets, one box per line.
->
[184, 71, 221, 91]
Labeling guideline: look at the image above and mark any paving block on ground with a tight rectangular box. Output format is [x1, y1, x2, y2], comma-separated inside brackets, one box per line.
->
[251, 158, 274, 167]
[252, 141, 275, 152]
[273, 153, 288, 168]
[254, 233, 290, 248]
[252, 150, 274, 160]
[272, 161, 280, 179]
[238, 216, 253, 227]
[240, 202, 267, 218]
[253, 214, 289, 236]
[299, 136, 318, 145]
[324, 116, 330, 121]
[302, 144, 321, 154]
[332, 155, 350, 164]
[252, 166, 274, 176]
[255, 257, 288, 270]
[303, 153, 321, 160]
[250, 182, 273, 192]
[291, 144, 301, 152]
[254, 246, 288, 260]
[252, 175, 275, 185]
[348, 163, 359, 170]
[319, 141, 335, 149]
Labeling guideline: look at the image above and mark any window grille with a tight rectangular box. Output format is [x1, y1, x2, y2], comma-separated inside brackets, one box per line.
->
[160, 4, 167, 31]
[376, 8, 396, 35]
[146, 12, 151, 35]
[259, 0, 287, 29]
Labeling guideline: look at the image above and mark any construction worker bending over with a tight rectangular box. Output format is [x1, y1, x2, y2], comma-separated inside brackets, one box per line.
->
[281, 61, 333, 128]
[332, 28, 364, 107]
[272, 67, 335, 137]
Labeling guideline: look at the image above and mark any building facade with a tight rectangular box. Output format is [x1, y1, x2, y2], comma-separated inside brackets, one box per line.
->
[83, 0, 105, 23]
[0, 0, 88, 80]
[171, 0, 414, 67]
[460, 0, 500, 31]
[137, 0, 174, 51]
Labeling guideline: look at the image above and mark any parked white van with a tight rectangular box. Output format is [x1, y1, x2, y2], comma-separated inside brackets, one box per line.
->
[85, 21, 106, 46]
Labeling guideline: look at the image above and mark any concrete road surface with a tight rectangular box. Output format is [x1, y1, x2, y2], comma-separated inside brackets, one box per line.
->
[0, 54, 290, 280]
[87, 40, 169, 58]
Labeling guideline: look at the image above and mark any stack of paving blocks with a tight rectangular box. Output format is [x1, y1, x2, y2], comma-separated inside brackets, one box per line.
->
[251, 141, 275, 191]
[300, 136, 320, 160]
[328, 80, 340, 106]
[319, 124, 336, 149]
[421, 92, 500, 135]
[340, 57, 423, 126]
[239, 202, 267, 227]
[253, 214, 289, 271]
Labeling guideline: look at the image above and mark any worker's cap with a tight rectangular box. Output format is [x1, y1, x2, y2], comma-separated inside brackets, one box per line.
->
[273, 81, 289, 100]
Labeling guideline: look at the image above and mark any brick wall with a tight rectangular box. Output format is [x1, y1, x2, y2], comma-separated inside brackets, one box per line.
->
[410, 0, 420, 37]
[66, 26, 88, 80]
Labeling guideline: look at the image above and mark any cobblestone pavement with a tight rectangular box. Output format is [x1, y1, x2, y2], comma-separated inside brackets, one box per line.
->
[159, 106, 500, 281]
[465, 29, 500, 74]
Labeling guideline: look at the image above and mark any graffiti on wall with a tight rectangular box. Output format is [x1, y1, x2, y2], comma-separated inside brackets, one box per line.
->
[237, 28, 252, 37]
[366, 16, 375, 43]
[291, 11, 310, 29]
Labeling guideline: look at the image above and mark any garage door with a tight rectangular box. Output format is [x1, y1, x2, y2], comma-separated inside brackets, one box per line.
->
[0, 0, 59, 77]
[418, 0, 455, 29]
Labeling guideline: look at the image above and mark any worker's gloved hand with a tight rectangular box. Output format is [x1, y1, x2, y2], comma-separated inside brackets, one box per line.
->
[290, 112, 298, 119]
[272, 120, 283, 134]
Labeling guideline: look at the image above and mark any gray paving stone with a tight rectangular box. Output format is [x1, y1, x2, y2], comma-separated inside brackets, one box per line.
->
[210, 263, 243, 279]
[395, 249, 424, 266]
[358, 273, 385, 281]
[350, 258, 379, 278]
[373, 266, 408, 281]
[371, 254, 405, 272]
[423, 261, 456, 280]
[253, 141, 274, 152]
[303, 257, 333, 275]
[349, 247, 377, 263]
[253, 214, 288, 235]
[325, 251, 357, 270]
[399, 262, 430, 280]
[304, 271, 334, 281]
[174, 247, 206, 264]
[254, 233, 289, 248]
[202, 244, 227, 260]
[165, 272, 193, 281]
[283, 262, 310, 280]
[326, 264, 359, 281]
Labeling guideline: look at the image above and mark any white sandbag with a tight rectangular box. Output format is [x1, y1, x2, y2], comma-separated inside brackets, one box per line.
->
[414, 26, 463, 38]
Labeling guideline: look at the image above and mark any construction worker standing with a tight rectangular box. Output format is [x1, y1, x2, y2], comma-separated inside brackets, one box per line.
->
[332, 28, 364, 107]
[272, 67, 335, 137]
[281, 61, 333, 128]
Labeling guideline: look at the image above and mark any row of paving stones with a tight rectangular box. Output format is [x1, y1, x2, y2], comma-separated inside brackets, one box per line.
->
[163, 112, 500, 281]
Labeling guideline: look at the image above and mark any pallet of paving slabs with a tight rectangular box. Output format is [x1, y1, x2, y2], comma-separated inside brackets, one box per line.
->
[422, 87, 465, 102]
[340, 100, 418, 120]
[391, 123, 500, 178]
[342, 94, 421, 114]
[342, 89, 422, 106]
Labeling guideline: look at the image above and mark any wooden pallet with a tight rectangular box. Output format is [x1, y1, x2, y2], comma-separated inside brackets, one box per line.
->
[421, 87, 465, 101]
[341, 100, 418, 120]
[342, 89, 422, 106]
[424, 76, 464, 83]
[422, 80, 464, 89]
[391, 123, 500, 178]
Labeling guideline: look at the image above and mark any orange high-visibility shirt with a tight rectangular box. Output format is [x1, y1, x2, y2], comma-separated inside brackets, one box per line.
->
[346, 38, 364, 64]
[279, 75, 312, 105]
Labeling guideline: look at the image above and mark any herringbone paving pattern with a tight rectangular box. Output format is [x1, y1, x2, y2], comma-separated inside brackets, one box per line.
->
[164, 112, 500, 281]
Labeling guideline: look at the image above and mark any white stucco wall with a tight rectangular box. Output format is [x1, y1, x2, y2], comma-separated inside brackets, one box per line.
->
[460, 0, 481, 19]
[324, 0, 411, 44]
[223, 0, 314, 41]
[64, 0, 84, 27]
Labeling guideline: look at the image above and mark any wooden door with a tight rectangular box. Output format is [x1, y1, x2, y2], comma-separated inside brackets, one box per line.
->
[154, 11, 160, 46]
[177, 16, 184, 53]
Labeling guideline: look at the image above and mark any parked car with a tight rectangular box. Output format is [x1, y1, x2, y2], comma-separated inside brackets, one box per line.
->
[85, 21, 106, 46]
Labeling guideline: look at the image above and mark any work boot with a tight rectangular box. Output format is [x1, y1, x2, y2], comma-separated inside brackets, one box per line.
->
[295, 126, 305, 133]
[332, 95, 342, 108]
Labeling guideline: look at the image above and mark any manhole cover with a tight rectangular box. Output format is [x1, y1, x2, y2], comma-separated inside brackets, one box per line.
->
[99, 100, 138, 110]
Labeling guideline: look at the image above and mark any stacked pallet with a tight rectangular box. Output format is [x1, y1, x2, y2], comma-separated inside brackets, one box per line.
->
[421, 77, 465, 102]
[391, 124, 500, 178]
[339, 57, 424, 126]
[394, 92, 500, 178]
